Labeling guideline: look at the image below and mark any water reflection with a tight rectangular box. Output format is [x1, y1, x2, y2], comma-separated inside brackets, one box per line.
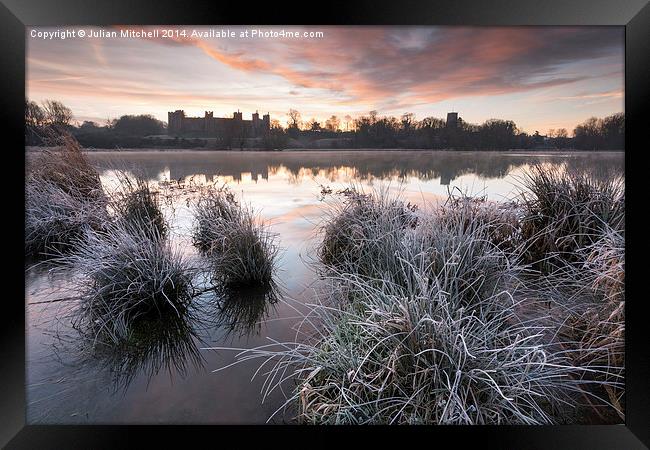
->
[26, 150, 625, 423]
[55, 282, 280, 394]
[77, 306, 206, 393]
[84, 150, 624, 186]
[212, 284, 280, 339]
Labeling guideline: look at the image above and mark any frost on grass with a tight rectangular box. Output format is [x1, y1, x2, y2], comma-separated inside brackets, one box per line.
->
[192, 186, 278, 288]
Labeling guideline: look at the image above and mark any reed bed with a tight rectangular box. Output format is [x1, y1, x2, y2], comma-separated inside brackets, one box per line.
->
[27, 135, 104, 202]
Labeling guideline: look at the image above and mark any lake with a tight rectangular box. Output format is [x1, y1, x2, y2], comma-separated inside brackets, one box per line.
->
[26, 150, 624, 424]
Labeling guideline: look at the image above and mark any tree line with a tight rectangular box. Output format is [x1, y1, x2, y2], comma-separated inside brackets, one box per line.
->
[26, 100, 168, 147]
[284, 109, 624, 151]
[25, 100, 624, 151]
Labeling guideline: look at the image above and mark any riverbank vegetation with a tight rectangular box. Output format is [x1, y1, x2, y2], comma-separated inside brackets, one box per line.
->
[225, 171, 624, 424]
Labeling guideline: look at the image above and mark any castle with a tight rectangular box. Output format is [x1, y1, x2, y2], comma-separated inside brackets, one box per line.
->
[167, 109, 270, 138]
[446, 112, 459, 128]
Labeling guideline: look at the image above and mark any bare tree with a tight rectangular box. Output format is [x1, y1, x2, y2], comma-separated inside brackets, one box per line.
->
[287, 109, 302, 130]
[42, 100, 73, 126]
[306, 118, 322, 131]
[325, 115, 340, 132]
[25, 100, 45, 129]
[401, 112, 415, 132]
[344, 115, 352, 131]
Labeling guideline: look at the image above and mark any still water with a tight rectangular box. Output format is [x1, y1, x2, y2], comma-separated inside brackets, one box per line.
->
[26, 150, 624, 424]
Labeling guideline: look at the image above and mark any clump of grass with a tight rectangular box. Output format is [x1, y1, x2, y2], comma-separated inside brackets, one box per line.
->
[219, 189, 616, 424]
[517, 166, 625, 420]
[318, 186, 417, 276]
[192, 186, 240, 253]
[291, 280, 583, 424]
[439, 189, 522, 253]
[519, 165, 624, 270]
[60, 219, 194, 345]
[192, 186, 278, 287]
[559, 226, 625, 420]
[25, 137, 107, 256]
[109, 171, 167, 240]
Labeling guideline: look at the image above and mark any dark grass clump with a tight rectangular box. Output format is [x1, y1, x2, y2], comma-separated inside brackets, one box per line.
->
[519, 165, 624, 270]
[192, 186, 278, 287]
[318, 186, 417, 276]
[25, 136, 107, 256]
[109, 171, 167, 241]
[192, 186, 240, 253]
[60, 219, 194, 345]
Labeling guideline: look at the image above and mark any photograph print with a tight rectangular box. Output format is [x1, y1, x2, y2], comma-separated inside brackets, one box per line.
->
[25, 25, 625, 425]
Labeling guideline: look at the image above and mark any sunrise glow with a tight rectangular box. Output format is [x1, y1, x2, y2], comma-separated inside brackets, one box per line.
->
[27, 26, 624, 134]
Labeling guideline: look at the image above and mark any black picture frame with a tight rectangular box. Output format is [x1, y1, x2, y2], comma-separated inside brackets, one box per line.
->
[2, 0, 648, 448]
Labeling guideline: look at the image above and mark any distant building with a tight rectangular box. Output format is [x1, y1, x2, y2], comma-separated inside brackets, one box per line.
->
[167, 109, 270, 138]
[446, 112, 459, 129]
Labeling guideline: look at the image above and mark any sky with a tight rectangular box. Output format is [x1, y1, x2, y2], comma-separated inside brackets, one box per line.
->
[26, 26, 624, 134]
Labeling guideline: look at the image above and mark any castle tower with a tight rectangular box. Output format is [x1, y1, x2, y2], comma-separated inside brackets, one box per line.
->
[168, 110, 185, 134]
[262, 112, 270, 131]
[446, 112, 458, 129]
[204, 111, 215, 134]
[233, 110, 243, 121]
[250, 111, 260, 137]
